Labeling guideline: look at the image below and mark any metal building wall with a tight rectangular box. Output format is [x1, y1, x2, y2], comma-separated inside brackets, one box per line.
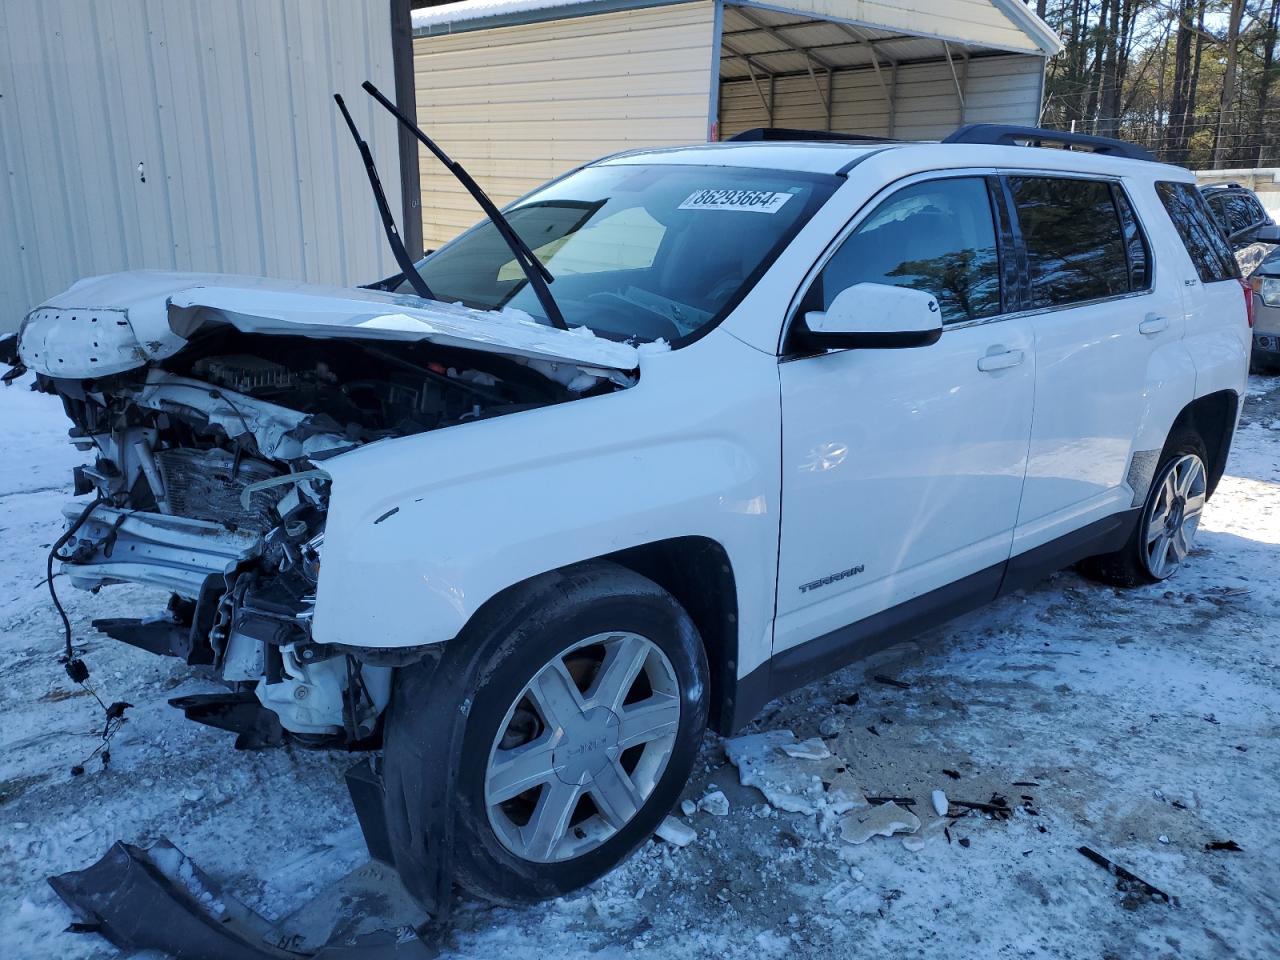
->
[412, 2, 717, 250]
[0, 0, 403, 333]
[719, 54, 1045, 141]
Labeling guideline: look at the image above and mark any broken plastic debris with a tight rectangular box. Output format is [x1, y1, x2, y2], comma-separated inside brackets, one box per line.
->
[839, 802, 920, 845]
[873, 674, 911, 689]
[780, 737, 831, 760]
[931, 790, 949, 817]
[1205, 840, 1243, 852]
[1077, 845, 1172, 905]
[698, 791, 729, 817]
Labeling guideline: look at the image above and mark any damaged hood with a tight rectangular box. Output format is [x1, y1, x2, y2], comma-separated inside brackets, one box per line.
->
[18, 270, 638, 379]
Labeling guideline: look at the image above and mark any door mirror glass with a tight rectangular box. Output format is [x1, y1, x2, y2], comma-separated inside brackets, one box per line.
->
[799, 282, 943, 350]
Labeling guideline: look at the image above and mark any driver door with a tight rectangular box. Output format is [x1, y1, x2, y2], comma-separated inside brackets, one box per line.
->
[773, 174, 1035, 660]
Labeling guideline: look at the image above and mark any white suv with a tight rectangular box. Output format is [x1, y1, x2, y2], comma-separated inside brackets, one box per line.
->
[5, 124, 1250, 909]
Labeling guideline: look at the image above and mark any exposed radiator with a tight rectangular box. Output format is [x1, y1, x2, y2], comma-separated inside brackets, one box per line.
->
[155, 448, 282, 532]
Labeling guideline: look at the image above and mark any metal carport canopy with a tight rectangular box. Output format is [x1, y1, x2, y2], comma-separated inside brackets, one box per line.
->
[726, 0, 1062, 55]
[413, 0, 1061, 55]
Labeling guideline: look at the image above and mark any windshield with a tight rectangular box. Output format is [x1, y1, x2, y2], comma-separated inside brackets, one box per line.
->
[396, 164, 838, 344]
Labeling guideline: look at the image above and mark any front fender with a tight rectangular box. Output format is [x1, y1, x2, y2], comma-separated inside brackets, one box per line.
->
[310, 331, 781, 674]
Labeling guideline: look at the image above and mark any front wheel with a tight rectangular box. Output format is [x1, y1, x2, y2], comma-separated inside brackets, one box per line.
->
[1080, 432, 1209, 586]
[384, 562, 709, 905]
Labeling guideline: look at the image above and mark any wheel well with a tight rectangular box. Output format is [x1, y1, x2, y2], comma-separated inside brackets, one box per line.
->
[603, 537, 739, 735]
[1170, 390, 1238, 497]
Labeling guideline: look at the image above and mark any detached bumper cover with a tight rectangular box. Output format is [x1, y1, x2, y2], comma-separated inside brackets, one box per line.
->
[49, 835, 436, 959]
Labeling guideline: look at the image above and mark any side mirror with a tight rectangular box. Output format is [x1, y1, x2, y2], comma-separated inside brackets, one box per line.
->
[1255, 224, 1280, 244]
[797, 282, 943, 351]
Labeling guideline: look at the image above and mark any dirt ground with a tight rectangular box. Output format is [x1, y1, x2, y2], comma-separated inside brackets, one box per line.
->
[1, 374, 1277, 959]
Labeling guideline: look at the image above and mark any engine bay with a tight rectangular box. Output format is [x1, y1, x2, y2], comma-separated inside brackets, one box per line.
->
[37, 330, 595, 745]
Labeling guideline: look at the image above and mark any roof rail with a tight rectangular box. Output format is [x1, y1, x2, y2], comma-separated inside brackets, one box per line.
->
[943, 124, 1156, 162]
[727, 127, 895, 144]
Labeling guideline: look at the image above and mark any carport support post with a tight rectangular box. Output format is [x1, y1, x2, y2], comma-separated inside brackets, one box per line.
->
[888, 63, 898, 138]
[389, 0, 422, 259]
[825, 69, 833, 130]
[943, 42, 966, 126]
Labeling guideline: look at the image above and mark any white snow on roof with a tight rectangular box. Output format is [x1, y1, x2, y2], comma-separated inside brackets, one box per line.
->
[412, 0, 596, 30]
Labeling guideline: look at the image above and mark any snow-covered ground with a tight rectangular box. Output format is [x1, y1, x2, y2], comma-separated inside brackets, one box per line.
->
[2, 373, 1278, 959]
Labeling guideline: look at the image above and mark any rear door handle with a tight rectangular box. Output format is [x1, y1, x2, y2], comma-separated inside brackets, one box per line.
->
[1139, 313, 1169, 336]
[977, 348, 1024, 372]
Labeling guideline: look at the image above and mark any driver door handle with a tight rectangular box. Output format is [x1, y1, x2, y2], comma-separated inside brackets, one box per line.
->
[977, 348, 1024, 373]
[1139, 313, 1169, 336]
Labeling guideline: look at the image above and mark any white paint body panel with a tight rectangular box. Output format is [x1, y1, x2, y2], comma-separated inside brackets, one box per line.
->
[18, 271, 637, 379]
[312, 329, 782, 675]
[775, 315, 1035, 651]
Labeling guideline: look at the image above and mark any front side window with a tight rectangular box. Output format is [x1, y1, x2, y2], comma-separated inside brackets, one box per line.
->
[805, 177, 1003, 326]
[1009, 176, 1130, 308]
[1156, 181, 1241, 283]
[396, 164, 838, 344]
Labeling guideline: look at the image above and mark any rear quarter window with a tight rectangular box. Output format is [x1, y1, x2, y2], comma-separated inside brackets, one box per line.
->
[1156, 181, 1241, 282]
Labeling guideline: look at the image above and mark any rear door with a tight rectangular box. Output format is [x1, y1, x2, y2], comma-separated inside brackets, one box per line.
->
[1006, 174, 1182, 553]
[774, 173, 1035, 656]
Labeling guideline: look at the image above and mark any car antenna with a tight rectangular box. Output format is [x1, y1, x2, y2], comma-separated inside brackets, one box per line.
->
[360, 80, 569, 331]
[333, 93, 436, 302]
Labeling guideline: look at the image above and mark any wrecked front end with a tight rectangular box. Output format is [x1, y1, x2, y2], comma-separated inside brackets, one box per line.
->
[14, 272, 636, 747]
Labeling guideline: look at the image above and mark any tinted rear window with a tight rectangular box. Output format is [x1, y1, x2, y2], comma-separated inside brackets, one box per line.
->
[1009, 177, 1131, 308]
[1156, 181, 1241, 282]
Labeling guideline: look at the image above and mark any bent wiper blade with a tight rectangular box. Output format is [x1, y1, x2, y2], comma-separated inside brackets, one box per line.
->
[360, 80, 568, 331]
[333, 93, 435, 303]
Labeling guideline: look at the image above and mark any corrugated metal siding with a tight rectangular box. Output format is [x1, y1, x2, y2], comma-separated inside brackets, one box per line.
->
[0, 0, 402, 333]
[413, 1, 716, 248]
[719, 53, 1043, 140]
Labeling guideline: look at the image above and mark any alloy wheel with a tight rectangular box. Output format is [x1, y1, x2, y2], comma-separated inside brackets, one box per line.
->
[1143, 453, 1207, 579]
[484, 632, 681, 863]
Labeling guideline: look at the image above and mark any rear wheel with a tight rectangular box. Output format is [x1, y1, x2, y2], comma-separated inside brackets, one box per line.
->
[1081, 431, 1209, 586]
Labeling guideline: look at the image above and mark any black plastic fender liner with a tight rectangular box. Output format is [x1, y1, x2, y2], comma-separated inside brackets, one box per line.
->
[379, 649, 461, 916]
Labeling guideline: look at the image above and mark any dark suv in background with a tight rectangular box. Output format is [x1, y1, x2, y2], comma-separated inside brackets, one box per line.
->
[1200, 182, 1280, 276]
[1250, 247, 1280, 370]
[1201, 182, 1280, 370]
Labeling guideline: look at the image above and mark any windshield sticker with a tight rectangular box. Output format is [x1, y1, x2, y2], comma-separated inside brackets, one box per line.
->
[678, 189, 794, 214]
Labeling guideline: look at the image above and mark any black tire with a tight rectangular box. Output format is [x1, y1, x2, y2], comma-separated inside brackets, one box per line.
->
[1080, 429, 1210, 587]
[384, 561, 708, 906]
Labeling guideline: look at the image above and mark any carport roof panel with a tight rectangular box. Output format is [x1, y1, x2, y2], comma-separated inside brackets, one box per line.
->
[412, 0, 1062, 56]
[718, 7, 1011, 79]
